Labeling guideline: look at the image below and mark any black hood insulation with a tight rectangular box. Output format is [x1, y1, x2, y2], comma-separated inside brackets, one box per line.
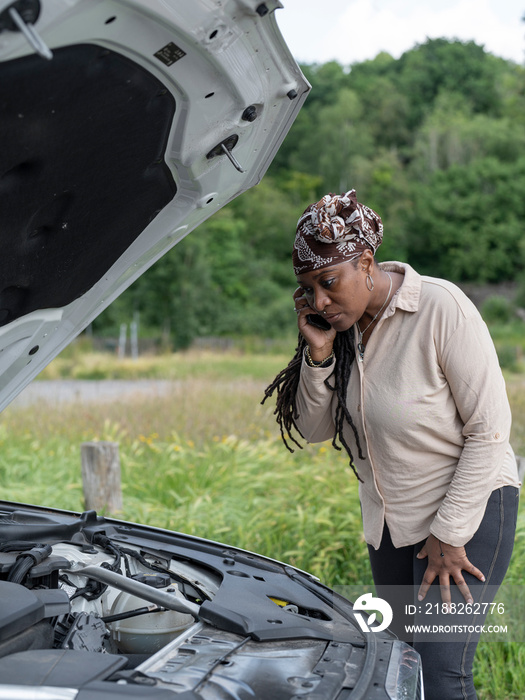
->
[0, 43, 177, 326]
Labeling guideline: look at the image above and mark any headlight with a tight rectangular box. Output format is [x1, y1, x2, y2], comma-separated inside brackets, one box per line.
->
[385, 641, 424, 700]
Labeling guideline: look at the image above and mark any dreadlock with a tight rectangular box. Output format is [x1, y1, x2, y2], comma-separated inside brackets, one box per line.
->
[262, 328, 365, 481]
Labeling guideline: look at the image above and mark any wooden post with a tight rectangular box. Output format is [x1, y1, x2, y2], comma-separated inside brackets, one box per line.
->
[81, 441, 123, 514]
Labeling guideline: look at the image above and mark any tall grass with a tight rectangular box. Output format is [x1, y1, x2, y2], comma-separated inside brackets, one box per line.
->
[0, 389, 371, 586]
[1, 352, 525, 698]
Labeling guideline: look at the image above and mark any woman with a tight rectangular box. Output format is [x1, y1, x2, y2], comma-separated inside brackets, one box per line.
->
[263, 189, 520, 700]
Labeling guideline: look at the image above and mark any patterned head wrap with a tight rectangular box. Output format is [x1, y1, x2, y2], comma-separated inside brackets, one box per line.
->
[292, 189, 383, 275]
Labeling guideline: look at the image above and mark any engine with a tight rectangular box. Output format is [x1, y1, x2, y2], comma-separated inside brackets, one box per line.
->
[0, 532, 212, 661]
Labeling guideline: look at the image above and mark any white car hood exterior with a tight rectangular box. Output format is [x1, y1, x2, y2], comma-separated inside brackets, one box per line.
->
[0, 0, 309, 411]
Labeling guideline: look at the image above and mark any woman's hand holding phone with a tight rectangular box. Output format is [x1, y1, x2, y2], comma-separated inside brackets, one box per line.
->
[293, 287, 336, 361]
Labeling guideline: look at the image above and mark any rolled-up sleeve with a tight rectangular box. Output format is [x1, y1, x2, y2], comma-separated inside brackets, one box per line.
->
[295, 356, 338, 444]
[429, 316, 512, 546]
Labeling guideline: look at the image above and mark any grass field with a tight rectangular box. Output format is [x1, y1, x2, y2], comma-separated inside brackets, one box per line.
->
[2, 349, 525, 699]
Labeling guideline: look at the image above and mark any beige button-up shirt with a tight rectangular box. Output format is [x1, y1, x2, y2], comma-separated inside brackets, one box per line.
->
[296, 262, 520, 550]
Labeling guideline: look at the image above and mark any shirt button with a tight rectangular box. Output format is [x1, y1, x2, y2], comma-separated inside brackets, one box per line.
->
[494, 432, 500, 439]
[357, 404, 361, 412]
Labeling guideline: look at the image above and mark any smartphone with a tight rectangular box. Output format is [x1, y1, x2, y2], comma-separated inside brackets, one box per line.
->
[306, 314, 332, 331]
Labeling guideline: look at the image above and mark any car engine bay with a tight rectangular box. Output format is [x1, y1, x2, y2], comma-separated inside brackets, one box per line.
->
[0, 503, 423, 700]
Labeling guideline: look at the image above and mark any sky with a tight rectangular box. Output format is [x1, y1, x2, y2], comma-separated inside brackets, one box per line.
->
[276, 0, 525, 66]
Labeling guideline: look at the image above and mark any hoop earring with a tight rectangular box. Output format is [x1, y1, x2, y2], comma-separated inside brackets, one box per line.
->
[366, 273, 374, 291]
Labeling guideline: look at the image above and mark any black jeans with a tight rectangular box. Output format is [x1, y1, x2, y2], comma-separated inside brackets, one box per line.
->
[368, 486, 519, 700]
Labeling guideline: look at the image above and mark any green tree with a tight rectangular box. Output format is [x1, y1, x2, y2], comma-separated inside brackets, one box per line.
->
[412, 91, 525, 176]
[396, 38, 503, 129]
[406, 157, 525, 282]
[347, 53, 411, 149]
[307, 88, 375, 192]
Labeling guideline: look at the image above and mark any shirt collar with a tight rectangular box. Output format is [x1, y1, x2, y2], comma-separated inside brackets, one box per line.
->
[379, 261, 421, 313]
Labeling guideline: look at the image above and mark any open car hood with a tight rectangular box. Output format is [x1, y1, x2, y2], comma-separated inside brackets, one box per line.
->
[0, 0, 309, 411]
